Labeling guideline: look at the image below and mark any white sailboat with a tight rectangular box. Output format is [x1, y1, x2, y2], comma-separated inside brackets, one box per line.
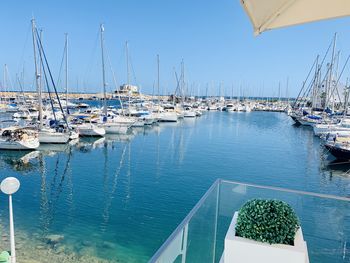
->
[0, 127, 39, 150]
[97, 25, 134, 134]
[31, 20, 74, 144]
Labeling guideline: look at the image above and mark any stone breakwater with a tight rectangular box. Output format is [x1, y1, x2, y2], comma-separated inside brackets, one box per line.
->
[0, 91, 107, 100]
[0, 91, 157, 100]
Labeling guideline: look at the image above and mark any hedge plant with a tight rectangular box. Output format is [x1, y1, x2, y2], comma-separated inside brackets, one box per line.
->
[235, 199, 300, 245]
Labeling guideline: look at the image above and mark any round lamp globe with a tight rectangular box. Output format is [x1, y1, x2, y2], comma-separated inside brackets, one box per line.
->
[1, 177, 20, 195]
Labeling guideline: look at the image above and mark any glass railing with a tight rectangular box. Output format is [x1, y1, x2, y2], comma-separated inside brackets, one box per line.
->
[149, 179, 350, 263]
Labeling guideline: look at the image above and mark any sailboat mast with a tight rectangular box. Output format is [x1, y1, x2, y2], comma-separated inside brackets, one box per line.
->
[3, 65, 6, 103]
[327, 33, 337, 109]
[21, 64, 25, 103]
[31, 19, 43, 129]
[278, 81, 281, 102]
[39, 29, 44, 116]
[157, 54, 160, 113]
[181, 60, 184, 105]
[126, 41, 130, 86]
[312, 56, 319, 109]
[231, 85, 233, 100]
[343, 80, 349, 118]
[65, 33, 69, 114]
[205, 83, 208, 98]
[286, 77, 289, 105]
[126, 42, 131, 117]
[100, 24, 107, 117]
[3, 65, 7, 94]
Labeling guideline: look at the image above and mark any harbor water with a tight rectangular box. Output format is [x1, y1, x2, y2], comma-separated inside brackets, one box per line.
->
[0, 111, 349, 262]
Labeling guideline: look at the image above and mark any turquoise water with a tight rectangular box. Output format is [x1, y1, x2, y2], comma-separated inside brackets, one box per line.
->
[0, 112, 349, 262]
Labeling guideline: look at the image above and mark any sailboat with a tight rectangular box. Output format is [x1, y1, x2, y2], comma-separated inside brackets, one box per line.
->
[97, 24, 134, 134]
[0, 127, 39, 150]
[325, 138, 350, 160]
[158, 55, 178, 122]
[31, 20, 74, 144]
[292, 34, 340, 127]
[180, 61, 196, 118]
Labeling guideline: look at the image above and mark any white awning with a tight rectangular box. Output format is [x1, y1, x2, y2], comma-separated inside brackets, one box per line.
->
[240, 0, 350, 35]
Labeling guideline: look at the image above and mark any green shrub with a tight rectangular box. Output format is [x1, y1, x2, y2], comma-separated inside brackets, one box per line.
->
[235, 199, 300, 245]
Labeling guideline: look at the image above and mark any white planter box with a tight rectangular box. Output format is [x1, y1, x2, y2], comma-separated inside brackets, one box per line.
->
[222, 212, 309, 263]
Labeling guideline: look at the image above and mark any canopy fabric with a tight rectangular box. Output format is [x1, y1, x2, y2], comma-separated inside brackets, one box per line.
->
[240, 0, 350, 35]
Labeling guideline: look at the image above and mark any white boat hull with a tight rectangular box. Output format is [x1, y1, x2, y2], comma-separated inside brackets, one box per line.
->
[78, 124, 106, 137]
[297, 118, 317, 127]
[39, 130, 70, 144]
[0, 138, 39, 150]
[143, 116, 155, 125]
[184, 111, 196, 118]
[159, 112, 178, 122]
[99, 123, 129, 134]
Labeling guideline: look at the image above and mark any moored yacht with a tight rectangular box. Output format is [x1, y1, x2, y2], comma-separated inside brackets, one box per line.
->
[225, 103, 235, 112]
[183, 107, 196, 118]
[0, 127, 39, 150]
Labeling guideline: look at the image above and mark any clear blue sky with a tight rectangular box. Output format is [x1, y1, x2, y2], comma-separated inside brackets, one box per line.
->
[0, 0, 350, 97]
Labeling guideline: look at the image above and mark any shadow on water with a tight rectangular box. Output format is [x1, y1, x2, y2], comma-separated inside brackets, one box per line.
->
[292, 122, 302, 127]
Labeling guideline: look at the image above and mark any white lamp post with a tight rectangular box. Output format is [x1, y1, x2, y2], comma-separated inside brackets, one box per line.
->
[1, 177, 20, 263]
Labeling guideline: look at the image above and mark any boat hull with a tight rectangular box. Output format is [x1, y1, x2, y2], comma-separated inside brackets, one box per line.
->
[159, 112, 178, 122]
[325, 143, 350, 160]
[184, 111, 196, 118]
[78, 125, 106, 137]
[39, 131, 70, 144]
[99, 123, 129, 134]
[0, 138, 39, 150]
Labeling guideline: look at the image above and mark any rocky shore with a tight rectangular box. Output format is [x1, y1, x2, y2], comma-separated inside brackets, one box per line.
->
[0, 229, 121, 263]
